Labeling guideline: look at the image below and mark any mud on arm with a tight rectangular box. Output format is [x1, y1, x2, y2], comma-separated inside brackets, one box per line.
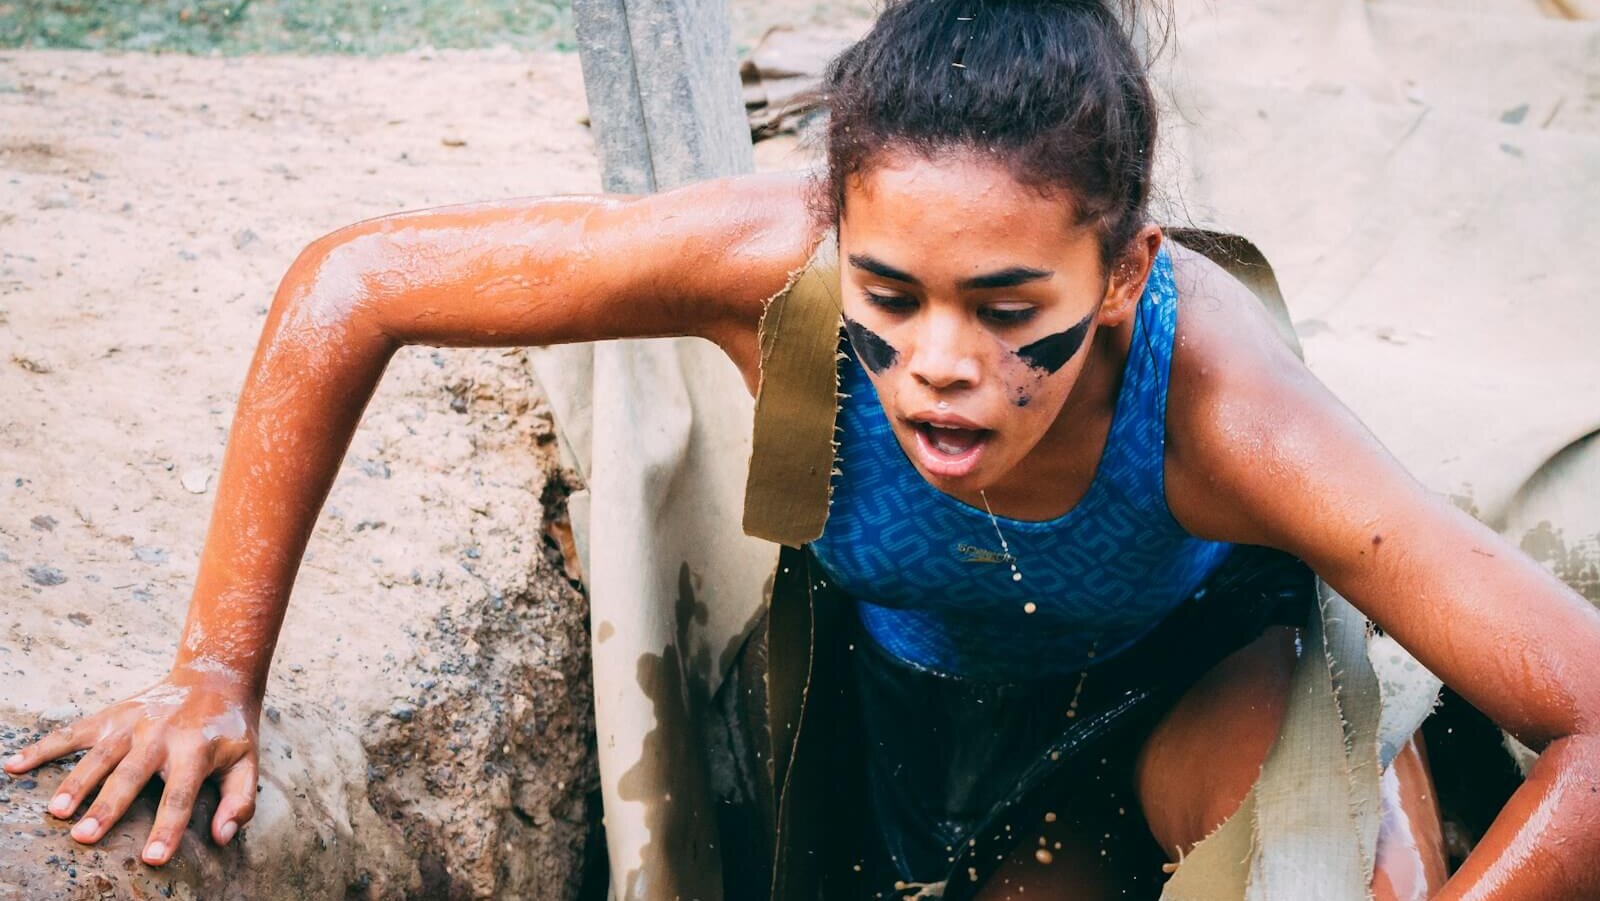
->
[1, 171, 817, 866]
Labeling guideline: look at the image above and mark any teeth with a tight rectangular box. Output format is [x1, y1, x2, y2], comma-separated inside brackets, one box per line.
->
[922, 422, 982, 456]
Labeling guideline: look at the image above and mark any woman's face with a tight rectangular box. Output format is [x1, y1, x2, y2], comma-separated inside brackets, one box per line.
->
[838, 147, 1152, 494]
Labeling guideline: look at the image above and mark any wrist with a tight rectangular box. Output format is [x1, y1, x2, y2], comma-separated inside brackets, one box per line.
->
[169, 654, 266, 707]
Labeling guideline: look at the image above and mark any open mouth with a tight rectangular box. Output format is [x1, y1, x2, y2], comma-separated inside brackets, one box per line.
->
[911, 421, 991, 478]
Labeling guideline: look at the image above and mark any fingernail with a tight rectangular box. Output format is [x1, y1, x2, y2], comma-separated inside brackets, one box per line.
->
[144, 840, 166, 862]
[49, 793, 72, 815]
[72, 817, 98, 840]
[3, 753, 22, 768]
[219, 820, 237, 843]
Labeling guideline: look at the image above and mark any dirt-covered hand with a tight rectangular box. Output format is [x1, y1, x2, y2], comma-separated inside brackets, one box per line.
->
[1, 666, 261, 865]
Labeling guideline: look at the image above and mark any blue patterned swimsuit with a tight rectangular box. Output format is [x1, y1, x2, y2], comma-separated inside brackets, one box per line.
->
[809, 245, 1232, 682]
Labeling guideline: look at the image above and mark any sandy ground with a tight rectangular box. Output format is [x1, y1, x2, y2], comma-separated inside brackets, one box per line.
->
[0, 46, 655, 900]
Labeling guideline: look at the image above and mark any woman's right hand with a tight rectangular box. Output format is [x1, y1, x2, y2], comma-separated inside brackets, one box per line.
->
[2, 666, 261, 866]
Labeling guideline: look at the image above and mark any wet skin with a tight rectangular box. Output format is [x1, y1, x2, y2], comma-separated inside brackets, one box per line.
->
[4, 157, 1598, 899]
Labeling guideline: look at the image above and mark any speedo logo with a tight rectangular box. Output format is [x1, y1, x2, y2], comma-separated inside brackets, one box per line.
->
[954, 543, 1012, 564]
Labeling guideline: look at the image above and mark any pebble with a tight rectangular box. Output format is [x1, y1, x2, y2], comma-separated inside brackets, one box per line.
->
[180, 468, 210, 494]
[38, 705, 81, 729]
[232, 228, 259, 250]
[132, 545, 168, 564]
[388, 704, 415, 723]
[37, 190, 75, 210]
[27, 565, 67, 587]
[29, 515, 57, 532]
[12, 355, 52, 374]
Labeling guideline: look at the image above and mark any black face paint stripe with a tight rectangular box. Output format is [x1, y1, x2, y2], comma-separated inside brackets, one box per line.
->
[1014, 309, 1095, 374]
[843, 316, 899, 374]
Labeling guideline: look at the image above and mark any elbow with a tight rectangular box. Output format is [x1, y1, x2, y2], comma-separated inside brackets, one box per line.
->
[273, 223, 402, 350]
[1580, 690, 1600, 742]
[1573, 643, 1600, 739]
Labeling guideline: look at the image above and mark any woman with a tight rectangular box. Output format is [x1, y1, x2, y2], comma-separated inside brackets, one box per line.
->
[7, 1, 1599, 897]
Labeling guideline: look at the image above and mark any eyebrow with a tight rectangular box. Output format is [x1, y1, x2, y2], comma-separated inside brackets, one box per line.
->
[849, 254, 920, 285]
[848, 254, 1054, 291]
[957, 266, 1054, 290]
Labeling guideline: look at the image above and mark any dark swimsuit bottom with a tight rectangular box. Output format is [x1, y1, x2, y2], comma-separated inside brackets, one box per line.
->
[846, 544, 1316, 899]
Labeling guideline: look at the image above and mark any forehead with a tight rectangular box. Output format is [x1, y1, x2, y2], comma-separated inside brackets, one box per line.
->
[839, 147, 1099, 277]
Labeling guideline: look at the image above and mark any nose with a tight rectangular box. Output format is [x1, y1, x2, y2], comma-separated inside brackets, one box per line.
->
[907, 310, 981, 391]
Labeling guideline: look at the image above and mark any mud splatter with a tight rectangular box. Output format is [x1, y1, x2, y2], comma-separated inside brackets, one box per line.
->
[615, 563, 720, 901]
[1518, 521, 1600, 601]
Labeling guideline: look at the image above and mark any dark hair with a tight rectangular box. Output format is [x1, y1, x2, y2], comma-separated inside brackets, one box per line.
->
[818, 0, 1158, 269]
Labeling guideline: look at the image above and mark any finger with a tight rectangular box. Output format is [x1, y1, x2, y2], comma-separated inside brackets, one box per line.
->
[47, 736, 129, 820]
[142, 756, 206, 866]
[69, 743, 164, 845]
[4, 721, 90, 776]
[212, 753, 258, 846]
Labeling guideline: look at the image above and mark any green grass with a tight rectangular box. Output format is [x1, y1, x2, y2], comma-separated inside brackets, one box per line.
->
[0, 0, 577, 54]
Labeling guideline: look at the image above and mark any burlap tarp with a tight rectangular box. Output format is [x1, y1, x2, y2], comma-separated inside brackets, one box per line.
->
[536, 1, 1600, 897]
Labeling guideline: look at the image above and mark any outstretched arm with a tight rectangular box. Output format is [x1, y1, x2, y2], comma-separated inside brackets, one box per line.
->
[1167, 252, 1600, 900]
[2, 170, 819, 865]
[168, 170, 813, 693]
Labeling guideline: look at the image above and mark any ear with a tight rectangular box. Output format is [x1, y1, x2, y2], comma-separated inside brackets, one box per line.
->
[1096, 225, 1163, 327]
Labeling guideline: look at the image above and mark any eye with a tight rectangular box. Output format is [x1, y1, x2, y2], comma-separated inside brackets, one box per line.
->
[979, 304, 1037, 326]
[863, 291, 916, 314]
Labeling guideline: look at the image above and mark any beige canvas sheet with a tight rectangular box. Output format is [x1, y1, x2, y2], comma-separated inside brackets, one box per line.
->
[1158, 1, 1598, 895]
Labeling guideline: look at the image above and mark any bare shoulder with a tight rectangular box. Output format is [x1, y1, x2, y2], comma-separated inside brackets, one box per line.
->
[1163, 239, 1297, 370]
[623, 169, 829, 334]
[1161, 239, 1343, 543]
[606, 169, 829, 374]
